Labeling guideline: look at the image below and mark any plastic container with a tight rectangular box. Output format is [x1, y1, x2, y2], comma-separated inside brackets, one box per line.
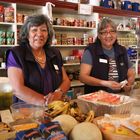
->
[0, 77, 13, 110]
[10, 102, 45, 121]
[77, 91, 136, 116]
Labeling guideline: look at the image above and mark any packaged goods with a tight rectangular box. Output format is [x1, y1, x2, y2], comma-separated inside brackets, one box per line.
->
[0, 30, 5, 38]
[4, 7, 14, 22]
[78, 90, 136, 116]
[16, 13, 24, 23]
[6, 38, 14, 45]
[94, 114, 140, 140]
[39, 121, 68, 140]
[6, 31, 14, 38]
[16, 128, 42, 140]
[0, 5, 4, 22]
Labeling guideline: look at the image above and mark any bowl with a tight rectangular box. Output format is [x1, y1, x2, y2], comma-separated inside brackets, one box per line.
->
[10, 102, 45, 121]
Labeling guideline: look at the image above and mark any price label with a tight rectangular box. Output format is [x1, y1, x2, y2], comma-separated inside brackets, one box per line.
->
[78, 4, 93, 15]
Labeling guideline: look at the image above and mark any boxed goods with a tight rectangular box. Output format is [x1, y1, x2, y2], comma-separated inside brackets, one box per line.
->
[77, 90, 136, 116]
[4, 7, 14, 22]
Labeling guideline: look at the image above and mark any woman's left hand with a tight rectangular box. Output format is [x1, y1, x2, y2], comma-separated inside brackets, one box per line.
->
[123, 84, 132, 93]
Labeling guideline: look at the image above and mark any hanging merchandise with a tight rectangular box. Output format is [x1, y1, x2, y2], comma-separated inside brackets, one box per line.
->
[45, 2, 55, 24]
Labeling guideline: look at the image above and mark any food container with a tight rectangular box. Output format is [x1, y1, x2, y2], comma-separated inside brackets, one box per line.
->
[0, 77, 13, 109]
[93, 114, 140, 140]
[10, 102, 45, 121]
[77, 91, 136, 116]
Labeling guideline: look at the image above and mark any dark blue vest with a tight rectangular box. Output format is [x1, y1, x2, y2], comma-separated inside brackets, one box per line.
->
[84, 42, 128, 94]
[6, 45, 63, 103]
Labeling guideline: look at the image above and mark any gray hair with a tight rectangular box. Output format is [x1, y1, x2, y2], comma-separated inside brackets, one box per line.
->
[98, 18, 117, 33]
[19, 14, 54, 47]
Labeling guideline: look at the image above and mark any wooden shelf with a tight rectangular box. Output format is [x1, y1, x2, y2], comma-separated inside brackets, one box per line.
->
[2, 0, 140, 17]
[53, 25, 94, 31]
[53, 45, 86, 48]
[92, 6, 140, 18]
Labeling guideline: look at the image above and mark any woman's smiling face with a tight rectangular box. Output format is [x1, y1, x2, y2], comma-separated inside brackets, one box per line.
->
[28, 23, 48, 50]
[98, 24, 117, 50]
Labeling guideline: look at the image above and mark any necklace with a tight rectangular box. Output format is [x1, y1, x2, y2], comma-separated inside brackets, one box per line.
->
[33, 49, 46, 64]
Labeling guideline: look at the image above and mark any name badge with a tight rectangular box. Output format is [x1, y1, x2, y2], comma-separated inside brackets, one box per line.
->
[99, 58, 107, 63]
[54, 64, 59, 70]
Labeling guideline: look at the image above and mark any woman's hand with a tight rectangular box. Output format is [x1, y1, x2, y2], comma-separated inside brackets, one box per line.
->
[102, 80, 122, 91]
[44, 91, 63, 105]
[123, 83, 132, 93]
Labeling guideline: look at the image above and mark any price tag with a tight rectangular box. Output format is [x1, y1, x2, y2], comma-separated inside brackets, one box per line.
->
[78, 3, 93, 15]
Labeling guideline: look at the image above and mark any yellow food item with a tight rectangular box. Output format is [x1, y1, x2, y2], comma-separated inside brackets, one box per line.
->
[115, 125, 137, 136]
[135, 128, 140, 135]
[12, 122, 38, 132]
[101, 123, 115, 133]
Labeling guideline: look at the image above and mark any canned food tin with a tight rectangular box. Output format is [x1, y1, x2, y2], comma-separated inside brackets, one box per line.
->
[6, 31, 14, 38]
[0, 30, 5, 38]
[6, 38, 14, 45]
[0, 37, 6, 45]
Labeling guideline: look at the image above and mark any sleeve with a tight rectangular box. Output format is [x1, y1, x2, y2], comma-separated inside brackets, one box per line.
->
[6, 51, 21, 69]
[81, 49, 93, 65]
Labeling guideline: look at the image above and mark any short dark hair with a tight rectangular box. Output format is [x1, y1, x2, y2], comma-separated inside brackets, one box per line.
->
[98, 17, 117, 33]
[19, 14, 54, 48]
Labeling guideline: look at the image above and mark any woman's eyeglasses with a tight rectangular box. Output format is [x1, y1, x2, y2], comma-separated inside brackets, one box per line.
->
[99, 30, 116, 36]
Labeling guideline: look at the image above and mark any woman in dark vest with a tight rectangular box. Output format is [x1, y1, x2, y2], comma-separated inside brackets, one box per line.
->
[79, 18, 135, 94]
[6, 14, 70, 106]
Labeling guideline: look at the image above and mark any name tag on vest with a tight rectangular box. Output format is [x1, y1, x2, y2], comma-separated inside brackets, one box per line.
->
[99, 58, 107, 63]
[54, 64, 59, 70]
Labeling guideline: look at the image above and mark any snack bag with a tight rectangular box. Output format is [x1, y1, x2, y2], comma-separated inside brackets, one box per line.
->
[15, 128, 43, 140]
[39, 121, 68, 140]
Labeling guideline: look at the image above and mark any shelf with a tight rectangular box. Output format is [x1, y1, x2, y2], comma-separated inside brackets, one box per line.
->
[64, 63, 80, 66]
[0, 67, 5, 70]
[53, 25, 94, 31]
[0, 22, 15, 25]
[3, 0, 140, 17]
[92, 6, 140, 18]
[117, 29, 135, 32]
[0, 45, 15, 47]
[53, 45, 86, 48]
[71, 80, 84, 87]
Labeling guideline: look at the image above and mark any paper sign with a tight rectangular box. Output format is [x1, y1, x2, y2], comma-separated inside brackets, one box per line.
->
[78, 3, 93, 15]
